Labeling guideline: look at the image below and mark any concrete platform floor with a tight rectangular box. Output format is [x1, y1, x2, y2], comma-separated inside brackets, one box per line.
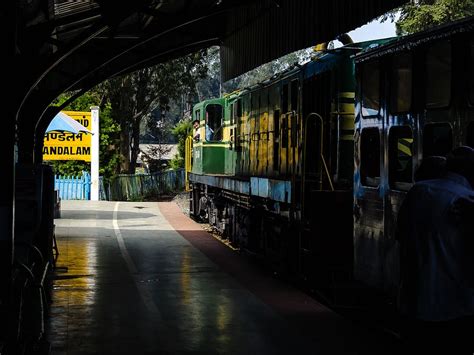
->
[46, 200, 402, 354]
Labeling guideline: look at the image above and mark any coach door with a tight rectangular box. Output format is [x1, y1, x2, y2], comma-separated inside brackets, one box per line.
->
[354, 59, 386, 290]
[384, 52, 415, 294]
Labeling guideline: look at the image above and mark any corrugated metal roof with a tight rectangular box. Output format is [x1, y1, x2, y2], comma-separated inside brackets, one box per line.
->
[138, 144, 178, 162]
[355, 15, 474, 63]
[220, 0, 407, 81]
[53, 0, 100, 19]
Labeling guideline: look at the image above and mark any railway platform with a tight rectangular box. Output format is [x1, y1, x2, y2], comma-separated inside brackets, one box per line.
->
[45, 200, 403, 354]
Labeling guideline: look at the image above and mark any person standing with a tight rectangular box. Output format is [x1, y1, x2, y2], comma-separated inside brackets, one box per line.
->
[192, 119, 200, 142]
[397, 146, 474, 353]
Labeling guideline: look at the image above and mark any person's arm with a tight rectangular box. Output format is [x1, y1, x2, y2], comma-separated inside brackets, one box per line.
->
[193, 129, 200, 142]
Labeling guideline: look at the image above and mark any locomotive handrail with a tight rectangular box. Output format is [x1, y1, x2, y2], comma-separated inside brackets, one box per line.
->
[185, 136, 193, 191]
[302, 112, 334, 198]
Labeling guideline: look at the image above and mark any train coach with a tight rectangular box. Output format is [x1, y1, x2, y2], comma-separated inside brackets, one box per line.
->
[187, 16, 474, 299]
[354, 16, 474, 294]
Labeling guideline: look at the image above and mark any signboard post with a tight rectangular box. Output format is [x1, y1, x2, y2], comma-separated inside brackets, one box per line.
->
[90, 106, 100, 201]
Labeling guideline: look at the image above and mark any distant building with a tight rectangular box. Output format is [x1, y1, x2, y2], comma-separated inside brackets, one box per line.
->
[137, 144, 178, 173]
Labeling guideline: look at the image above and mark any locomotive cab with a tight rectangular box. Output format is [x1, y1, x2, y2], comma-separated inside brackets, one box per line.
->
[191, 98, 229, 175]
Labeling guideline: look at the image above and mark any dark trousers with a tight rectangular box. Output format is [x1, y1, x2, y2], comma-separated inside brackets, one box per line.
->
[400, 316, 474, 354]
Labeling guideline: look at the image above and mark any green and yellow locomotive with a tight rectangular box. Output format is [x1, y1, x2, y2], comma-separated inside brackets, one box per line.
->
[187, 15, 474, 299]
[188, 37, 381, 285]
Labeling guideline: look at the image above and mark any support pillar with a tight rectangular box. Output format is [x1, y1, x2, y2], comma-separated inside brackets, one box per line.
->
[0, 1, 18, 341]
[90, 106, 100, 201]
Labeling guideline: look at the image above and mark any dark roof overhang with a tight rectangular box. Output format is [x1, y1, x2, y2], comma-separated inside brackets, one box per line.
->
[354, 15, 474, 64]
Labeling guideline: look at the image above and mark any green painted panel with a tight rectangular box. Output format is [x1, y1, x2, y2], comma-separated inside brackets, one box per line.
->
[225, 149, 237, 175]
[191, 144, 227, 175]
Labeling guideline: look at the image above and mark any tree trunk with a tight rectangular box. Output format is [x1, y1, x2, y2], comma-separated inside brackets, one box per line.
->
[129, 129, 140, 174]
[119, 127, 130, 173]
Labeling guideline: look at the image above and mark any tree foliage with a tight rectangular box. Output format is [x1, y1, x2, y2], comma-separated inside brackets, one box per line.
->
[105, 50, 209, 174]
[223, 47, 312, 92]
[393, 0, 473, 35]
[170, 119, 192, 169]
[195, 46, 222, 100]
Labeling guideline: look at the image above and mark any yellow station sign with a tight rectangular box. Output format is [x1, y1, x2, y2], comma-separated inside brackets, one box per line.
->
[43, 111, 92, 162]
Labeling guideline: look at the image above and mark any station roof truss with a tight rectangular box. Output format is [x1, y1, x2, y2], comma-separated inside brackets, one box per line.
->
[10, 0, 407, 132]
[16, 0, 407, 90]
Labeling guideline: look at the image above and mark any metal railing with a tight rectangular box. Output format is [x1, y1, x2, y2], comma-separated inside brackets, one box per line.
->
[109, 169, 185, 201]
[55, 172, 91, 200]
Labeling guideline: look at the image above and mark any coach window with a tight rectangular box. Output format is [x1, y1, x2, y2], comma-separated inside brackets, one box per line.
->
[426, 41, 451, 109]
[389, 126, 413, 189]
[423, 123, 453, 157]
[390, 54, 412, 113]
[361, 61, 380, 117]
[467, 122, 474, 148]
[360, 128, 380, 187]
[205, 104, 223, 141]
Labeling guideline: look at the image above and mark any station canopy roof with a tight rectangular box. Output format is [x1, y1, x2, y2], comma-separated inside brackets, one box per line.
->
[17, 0, 407, 98]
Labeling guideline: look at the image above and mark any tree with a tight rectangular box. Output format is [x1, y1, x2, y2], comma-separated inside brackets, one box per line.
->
[192, 46, 313, 99]
[105, 50, 209, 174]
[220, 47, 312, 92]
[49, 89, 121, 184]
[392, 0, 473, 35]
[195, 46, 222, 100]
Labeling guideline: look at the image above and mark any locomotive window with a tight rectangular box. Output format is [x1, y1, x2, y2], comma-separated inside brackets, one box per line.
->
[423, 123, 453, 157]
[360, 128, 380, 187]
[470, 40, 474, 104]
[282, 115, 288, 147]
[361, 61, 380, 117]
[274, 110, 280, 139]
[467, 122, 474, 148]
[205, 104, 223, 142]
[282, 83, 289, 114]
[426, 41, 451, 109]
[236, 99, 242, 117]
[243, 96, 249, 116]
[291, 115, 297, 148]
[291, 80, 298, 111]
[195, 109, 201, 121]
[230, 104, 234, 125]
[389, 126, 413, 189]
[390, 54, 412, 113]
[274, 110, 280, 170]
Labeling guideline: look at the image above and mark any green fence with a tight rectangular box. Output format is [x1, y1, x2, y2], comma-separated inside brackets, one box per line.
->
[109, 169, 185, 201]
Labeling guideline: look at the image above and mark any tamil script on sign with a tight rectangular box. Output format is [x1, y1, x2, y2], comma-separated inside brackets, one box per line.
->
[43, 111, 92, 162]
